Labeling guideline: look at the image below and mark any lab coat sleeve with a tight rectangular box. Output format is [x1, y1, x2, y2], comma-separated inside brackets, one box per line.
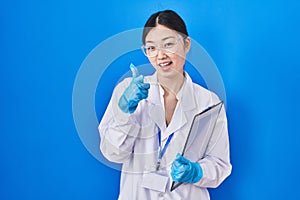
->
[98, 78, 141, 163]
[195, 105, 232, 188]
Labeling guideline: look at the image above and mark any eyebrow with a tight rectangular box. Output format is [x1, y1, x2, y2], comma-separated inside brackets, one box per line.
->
[145, 36, 176, 44]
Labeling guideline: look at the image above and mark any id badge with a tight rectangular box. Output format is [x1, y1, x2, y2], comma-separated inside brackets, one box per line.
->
[141, 171, 169, 193]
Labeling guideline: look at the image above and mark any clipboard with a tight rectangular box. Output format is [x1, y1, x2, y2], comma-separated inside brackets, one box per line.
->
[170, 101, 224, 192]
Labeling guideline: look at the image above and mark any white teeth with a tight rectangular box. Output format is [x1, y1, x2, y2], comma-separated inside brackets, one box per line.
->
[159, 62, 171, 67]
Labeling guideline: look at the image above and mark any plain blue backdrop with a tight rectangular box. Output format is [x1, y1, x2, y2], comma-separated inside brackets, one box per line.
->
[1, 0, 300, 199]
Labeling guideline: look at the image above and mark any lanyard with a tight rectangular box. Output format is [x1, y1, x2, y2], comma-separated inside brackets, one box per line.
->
[156, 128, 174, 170]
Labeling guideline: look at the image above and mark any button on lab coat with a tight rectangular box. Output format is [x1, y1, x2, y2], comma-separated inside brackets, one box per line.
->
[99, 72, 232, 200]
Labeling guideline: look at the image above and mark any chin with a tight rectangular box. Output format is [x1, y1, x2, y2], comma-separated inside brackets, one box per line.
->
[158, 68, 183, 78]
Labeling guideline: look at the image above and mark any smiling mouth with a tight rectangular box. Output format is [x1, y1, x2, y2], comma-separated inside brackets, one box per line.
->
[159, 61, 172, 67]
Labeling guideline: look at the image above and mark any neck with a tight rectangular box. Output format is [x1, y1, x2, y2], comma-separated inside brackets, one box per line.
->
[158, 72, 185, 96]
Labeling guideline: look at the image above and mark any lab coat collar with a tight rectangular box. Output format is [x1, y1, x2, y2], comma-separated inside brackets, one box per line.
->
[178, 72, 196, 111]
[145, 73, 166, 131]
[146, 72, 196, 110]
[145, 72, 161, 106]
[145, 72, 197, 140]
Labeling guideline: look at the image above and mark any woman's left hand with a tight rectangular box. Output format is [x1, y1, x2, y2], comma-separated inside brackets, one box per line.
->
[171, 154, 203, 183]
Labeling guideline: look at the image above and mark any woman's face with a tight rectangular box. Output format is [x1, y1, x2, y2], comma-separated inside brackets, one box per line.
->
[144, 24, 190, 79]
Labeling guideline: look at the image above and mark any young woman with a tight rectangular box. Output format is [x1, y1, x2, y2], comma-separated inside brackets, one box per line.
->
[99, 10, 232, 199]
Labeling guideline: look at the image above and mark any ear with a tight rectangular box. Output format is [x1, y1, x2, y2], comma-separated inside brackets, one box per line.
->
[184, 37, 191, 53]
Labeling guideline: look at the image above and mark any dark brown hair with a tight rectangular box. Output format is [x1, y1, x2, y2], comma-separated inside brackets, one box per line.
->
[142, 10, 189, 44]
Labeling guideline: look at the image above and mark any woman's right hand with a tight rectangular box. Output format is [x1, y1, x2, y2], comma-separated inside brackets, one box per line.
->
[118, 64, 150, 113]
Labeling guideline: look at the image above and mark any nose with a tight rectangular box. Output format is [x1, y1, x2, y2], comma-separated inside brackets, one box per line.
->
[157, 48, 167, 59]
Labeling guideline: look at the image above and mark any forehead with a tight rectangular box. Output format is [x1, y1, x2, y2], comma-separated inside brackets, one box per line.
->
[145, 25, 180, 42]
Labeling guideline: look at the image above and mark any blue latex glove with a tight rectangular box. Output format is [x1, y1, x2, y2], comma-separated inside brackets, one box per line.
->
[118, 63, 150, 113]
[171, 154, 203, 183]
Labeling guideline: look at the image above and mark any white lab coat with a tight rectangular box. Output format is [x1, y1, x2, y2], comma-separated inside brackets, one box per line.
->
[99, 72, 231, 200]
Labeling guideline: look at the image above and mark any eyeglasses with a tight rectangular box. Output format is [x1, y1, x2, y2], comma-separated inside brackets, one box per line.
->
[141, 37, 183, 58]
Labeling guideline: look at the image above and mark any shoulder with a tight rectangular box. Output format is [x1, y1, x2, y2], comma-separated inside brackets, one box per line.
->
[187, 77, 221, 106]
[194, 83, 219, 99]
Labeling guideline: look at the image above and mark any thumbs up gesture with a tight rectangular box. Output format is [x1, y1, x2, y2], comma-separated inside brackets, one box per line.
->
[118, 63, 150, 114]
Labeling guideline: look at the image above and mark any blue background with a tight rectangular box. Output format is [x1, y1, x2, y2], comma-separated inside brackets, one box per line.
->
[1, 0, 300, 199]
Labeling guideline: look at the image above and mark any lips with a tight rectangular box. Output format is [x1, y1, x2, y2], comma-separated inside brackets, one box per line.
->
[158, 61, 172, 71]
[159, 61, 171, 67]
